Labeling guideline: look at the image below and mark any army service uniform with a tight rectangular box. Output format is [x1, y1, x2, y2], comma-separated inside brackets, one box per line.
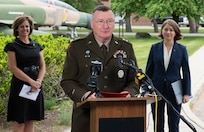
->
[61, 32, 139, 132]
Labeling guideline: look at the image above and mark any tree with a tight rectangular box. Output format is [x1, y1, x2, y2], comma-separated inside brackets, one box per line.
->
[145, 0, 204, 33]
[111, 0, 148, 32]
[111, 0, 204, 33]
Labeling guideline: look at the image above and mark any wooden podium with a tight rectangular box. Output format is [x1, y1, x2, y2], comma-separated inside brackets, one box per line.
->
[77, 97, 156, 132]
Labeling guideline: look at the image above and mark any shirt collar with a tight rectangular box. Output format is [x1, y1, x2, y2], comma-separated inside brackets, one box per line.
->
[96, 38, 111, 50]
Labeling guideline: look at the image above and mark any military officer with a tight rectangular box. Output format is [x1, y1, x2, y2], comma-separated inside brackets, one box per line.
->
[60, 5, 139, 132]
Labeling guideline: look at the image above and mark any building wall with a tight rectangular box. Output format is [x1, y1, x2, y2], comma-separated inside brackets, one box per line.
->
[131, 14, 152, 26]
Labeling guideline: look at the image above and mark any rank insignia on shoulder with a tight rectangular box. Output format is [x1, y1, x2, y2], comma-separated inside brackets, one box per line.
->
[113, 50, 127, 58]
[122, 38, 129, 42]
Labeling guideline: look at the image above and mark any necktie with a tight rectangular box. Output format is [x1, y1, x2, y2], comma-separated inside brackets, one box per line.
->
[101, 44, 107, 58]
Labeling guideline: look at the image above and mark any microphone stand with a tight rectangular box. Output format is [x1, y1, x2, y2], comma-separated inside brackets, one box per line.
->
[87, 73, 103, 99]
[121, 61, 197, 132]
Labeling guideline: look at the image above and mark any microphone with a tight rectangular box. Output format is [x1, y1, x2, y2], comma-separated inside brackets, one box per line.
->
[86, 58, 103, 98]
[135, 70, 147, 82]
[117, 53, 124, 68]
[117, 55, 154, 93]
[90, 58, 103, 76]
[125, 61, 149, 85]
[88, 58, 102, 87]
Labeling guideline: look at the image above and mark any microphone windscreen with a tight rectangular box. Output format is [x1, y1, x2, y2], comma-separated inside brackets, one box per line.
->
[117, 53, 123, 68]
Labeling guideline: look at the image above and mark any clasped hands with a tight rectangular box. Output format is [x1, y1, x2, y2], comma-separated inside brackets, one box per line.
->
[29, 79, 42, 92]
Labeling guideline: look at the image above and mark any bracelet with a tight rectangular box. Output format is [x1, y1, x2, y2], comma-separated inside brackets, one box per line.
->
[36, 79, 42, 84]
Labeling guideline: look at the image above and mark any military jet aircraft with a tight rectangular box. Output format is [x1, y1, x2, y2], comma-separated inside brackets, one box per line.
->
[0, 0, 91, 37]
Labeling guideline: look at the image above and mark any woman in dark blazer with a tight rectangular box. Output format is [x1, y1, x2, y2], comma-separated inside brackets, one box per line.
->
[145, 19, 191, 132]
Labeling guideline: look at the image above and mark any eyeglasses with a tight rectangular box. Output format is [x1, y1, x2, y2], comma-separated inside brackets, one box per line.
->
[94, 19, 115, 26]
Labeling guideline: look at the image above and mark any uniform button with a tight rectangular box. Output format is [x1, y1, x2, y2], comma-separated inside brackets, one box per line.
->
[164, 79, 166, 81]
[104, 76, 108, 79]
[104, 66, 108, 69]
[85, 64, 88, 67]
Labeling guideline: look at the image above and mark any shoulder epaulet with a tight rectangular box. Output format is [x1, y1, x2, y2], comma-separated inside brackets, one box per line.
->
[115, 37, 132, 46]
[116, 37, 129, 43]
[67, 37, 86, 51]
[122, 38, 129, 42]
[71, 37, 85, 43]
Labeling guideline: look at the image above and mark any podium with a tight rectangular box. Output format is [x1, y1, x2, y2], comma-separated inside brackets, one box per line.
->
[77, 97, 156, 132]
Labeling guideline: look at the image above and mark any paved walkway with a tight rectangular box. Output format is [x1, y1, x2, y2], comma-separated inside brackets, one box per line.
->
[63, 46, 204, 132]
[181, 45, 204, 131]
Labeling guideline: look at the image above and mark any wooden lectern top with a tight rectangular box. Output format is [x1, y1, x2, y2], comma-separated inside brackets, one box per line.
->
[77, 96, 157, 108]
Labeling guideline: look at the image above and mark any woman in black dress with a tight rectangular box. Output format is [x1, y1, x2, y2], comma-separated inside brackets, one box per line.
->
[4, 15, 46, 132]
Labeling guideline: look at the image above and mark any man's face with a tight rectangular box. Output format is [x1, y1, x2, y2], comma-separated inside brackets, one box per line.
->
[91, 10, 115, 42]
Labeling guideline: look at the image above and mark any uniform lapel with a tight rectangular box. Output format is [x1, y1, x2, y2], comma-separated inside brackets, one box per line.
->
[105, 37, 121, 65]
[86, 33, 104, 58]
[107, 38, 120, 59]
[85, 33, 122, 65]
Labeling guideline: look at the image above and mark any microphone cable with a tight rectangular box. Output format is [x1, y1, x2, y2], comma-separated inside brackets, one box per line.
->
[153, 91, 158, 132]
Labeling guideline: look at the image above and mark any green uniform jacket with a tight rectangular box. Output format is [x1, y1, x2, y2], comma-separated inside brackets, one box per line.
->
[61, 32, 139, 132]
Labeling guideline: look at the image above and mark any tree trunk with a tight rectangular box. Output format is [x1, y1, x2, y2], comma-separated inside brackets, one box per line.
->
[189, 18, 198, 33]
[151, 19, 159, 33]
[125, 17, 132, 32]
[172, 14, 179, 24]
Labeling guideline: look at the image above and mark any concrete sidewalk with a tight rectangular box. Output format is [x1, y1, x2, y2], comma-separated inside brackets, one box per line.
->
[180, 45, 204, 131]
[63, 46, 204, 132]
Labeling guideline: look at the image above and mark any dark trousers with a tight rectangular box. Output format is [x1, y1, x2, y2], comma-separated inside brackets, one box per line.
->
[151, 99, 181, 132]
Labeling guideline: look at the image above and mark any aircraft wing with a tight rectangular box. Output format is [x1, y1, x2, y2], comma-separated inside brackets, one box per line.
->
[0, 20, 13, 25]
[0, 0, 91, 36]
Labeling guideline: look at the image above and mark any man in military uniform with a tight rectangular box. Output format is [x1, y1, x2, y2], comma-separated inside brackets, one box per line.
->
[61, 5, 139, 132]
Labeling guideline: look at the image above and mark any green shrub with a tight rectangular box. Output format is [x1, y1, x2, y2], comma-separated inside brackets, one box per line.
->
[58, 100, 72, 126]
[44, 97, 58, 110]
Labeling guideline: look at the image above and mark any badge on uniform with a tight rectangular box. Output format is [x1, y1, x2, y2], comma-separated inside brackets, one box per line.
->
[85, 50, 91, 58]
[117, 69, 125, 78]
[113, 50, 127, 58]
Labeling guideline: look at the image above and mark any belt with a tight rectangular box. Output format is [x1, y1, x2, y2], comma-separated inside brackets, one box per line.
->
[23, 65, 38, 72]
